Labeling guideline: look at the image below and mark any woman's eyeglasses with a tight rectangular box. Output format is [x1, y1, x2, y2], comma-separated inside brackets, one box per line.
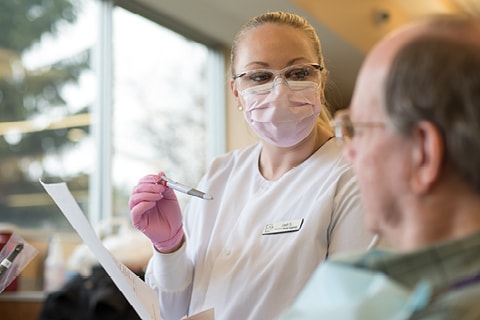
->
[232, 63, 323, 95]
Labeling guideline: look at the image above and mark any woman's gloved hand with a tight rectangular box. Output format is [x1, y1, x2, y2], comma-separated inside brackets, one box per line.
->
[129, 172, 184, 253]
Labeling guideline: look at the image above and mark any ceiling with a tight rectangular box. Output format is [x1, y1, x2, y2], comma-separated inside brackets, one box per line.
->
[128, 0, 480, 107]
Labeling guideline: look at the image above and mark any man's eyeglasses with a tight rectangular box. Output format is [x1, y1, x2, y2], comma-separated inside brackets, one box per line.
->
[232, 63, 323, 95]
[331, 110, 385, 142]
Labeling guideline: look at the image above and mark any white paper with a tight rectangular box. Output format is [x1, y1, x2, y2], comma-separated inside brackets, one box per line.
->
[40, 180, 161, 320]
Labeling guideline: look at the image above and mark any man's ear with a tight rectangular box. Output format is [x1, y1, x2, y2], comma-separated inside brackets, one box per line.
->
[410, 121, 444, 193]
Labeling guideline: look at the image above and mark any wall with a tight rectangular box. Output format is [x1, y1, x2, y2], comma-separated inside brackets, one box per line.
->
[224, 49, 259, 152]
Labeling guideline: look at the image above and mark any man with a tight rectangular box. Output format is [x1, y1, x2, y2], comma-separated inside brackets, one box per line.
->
[280, 15, 480, 319]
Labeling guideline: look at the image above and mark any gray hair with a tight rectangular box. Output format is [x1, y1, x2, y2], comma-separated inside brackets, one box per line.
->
[385, 15, 480, 190]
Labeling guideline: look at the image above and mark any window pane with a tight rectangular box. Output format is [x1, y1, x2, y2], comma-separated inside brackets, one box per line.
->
[0, 1, 216, 231]
[111, 8, 210, 213]
[0, 0, 96, 230]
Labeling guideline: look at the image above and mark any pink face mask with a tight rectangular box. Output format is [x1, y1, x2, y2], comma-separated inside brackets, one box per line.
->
[240, 80, 321, 147]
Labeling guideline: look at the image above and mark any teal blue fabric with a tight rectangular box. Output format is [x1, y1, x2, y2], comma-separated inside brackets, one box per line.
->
[279, 232, 480, 319]
[279, 259, 430, 319]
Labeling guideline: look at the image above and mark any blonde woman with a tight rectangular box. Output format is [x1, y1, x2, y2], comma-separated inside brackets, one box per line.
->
[129, 11, 375, 320]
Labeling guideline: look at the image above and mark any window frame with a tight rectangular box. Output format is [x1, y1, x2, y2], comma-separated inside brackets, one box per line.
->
[90, 0, 226, 225]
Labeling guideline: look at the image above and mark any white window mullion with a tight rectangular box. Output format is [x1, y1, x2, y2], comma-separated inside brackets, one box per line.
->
[206, 48, 226, 161]
[90, 0, 113, 226]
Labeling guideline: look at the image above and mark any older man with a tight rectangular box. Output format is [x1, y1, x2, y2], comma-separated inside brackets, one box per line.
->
[280, 15, 480, 319]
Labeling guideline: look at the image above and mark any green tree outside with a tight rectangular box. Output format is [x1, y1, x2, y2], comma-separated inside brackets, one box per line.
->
[0, 0, 90, 229]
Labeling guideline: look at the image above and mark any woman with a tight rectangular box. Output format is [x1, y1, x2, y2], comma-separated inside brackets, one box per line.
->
[129, 11, 376, 320]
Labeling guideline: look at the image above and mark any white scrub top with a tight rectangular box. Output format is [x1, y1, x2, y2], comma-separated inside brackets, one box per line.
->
[145, 140, 374, 320]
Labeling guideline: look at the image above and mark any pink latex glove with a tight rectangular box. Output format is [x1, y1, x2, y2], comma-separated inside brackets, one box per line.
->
[129, 172, 184, 252]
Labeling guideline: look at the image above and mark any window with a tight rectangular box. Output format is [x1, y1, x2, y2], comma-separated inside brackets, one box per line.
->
[0, 0, 224, 232]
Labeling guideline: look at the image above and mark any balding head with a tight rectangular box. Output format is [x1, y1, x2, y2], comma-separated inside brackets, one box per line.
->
[384, 16, 480, 191]
[352, 15, 480, 189]
[353, 15, 480, 121]
[345, 15, 480, 250]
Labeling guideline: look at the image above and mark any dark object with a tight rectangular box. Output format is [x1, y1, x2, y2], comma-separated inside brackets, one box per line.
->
[38, 266, 144, 320]
[0, 243, 24, 278]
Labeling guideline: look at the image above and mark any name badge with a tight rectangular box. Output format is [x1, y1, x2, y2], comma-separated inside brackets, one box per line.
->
[262, 218, 304, 235]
